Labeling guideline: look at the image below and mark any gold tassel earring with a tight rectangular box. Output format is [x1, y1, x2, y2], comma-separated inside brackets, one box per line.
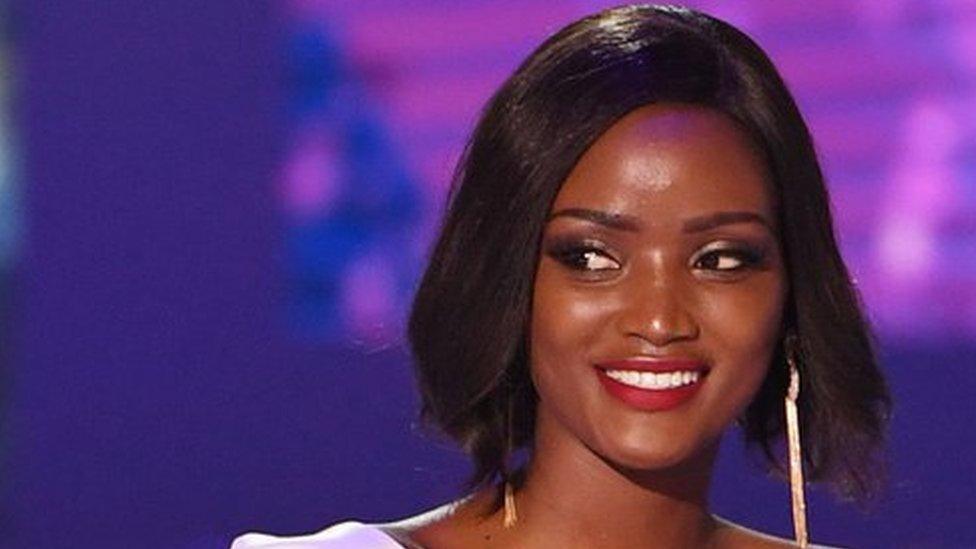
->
[503, 481, 518, 528]
[785, 336, 809, 547]
[502, 392, 518, 529]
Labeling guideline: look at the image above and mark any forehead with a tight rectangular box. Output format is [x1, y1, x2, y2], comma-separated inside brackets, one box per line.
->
[552, 104, 775, 224]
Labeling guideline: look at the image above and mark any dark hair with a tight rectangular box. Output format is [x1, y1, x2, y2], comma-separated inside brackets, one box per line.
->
[408, 4, 890, 505]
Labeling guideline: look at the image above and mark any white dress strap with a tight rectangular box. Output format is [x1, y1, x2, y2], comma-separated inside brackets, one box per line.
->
[230, 521, 404, 549]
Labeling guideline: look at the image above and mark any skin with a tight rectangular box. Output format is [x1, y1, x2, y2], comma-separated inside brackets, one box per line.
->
[385, 104, 799, 548]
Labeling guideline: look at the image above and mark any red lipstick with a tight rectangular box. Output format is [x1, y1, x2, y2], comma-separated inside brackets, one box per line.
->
[594, 358, 709, 412]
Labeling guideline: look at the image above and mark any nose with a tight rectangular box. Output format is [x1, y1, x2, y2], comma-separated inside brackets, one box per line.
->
[615, 268, 700, 348]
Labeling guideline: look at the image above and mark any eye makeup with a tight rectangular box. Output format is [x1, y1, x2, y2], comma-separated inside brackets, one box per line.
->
[690, 241, 769, 275]
[543, 235, 621, 273]
[542, 232, 772, 279]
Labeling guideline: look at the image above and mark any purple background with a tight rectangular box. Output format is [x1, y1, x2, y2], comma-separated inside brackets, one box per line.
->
[2, 1, 974, 547]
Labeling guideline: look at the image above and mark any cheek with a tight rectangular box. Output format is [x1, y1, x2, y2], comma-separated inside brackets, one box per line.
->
[703, 286, 784, 353]
[698, 274, 787, 413]
[529, 265, 612, 400]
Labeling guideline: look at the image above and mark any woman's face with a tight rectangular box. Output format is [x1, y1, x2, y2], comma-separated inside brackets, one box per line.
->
[530, 104, 787, 471]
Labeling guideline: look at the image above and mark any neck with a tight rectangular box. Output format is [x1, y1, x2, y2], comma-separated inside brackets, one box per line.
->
[510, 411, 719, 549]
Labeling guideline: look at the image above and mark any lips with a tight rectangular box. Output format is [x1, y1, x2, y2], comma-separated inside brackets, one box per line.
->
[594, 358, 709, 412]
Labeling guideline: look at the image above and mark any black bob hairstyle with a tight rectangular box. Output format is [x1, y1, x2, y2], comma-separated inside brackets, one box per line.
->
[409, 4, 890, 504]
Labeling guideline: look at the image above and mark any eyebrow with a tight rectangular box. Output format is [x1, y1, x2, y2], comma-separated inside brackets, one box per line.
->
[546, 208, 774, 233]
[546, 208, 642, 231]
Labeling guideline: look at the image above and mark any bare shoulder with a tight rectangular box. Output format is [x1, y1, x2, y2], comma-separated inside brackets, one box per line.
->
[713, 516, 844, 549]
[377, 490, 502, 548]
[377, 502, 461, 548]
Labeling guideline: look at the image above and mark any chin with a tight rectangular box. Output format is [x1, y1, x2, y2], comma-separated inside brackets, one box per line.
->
[598, 428, 717, 475]
[607, 445, 693, 473]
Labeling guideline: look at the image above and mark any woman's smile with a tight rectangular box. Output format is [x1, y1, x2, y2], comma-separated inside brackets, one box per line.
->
[594, 356, 711, 412]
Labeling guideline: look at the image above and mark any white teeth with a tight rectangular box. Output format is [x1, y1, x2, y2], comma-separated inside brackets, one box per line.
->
[604, 369, 702, 390]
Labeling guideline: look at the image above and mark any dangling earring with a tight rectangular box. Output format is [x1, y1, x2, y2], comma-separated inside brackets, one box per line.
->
[784, 335, 809, 547]
[502, 392, 518, 528]
[503, 481, 517, 528]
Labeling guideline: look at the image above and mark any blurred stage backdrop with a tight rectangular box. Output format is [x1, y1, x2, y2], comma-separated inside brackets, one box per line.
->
[2, 1, 975, 547]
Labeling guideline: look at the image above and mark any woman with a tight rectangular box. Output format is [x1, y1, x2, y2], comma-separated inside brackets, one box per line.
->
[234, 4, 889, 548]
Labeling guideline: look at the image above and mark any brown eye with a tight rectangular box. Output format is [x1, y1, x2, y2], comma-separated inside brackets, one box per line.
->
[693, 247, 763, 272]
[697, 251, 743, 270]
[546, 239, 621, 272]
[572, 249, 620, 271]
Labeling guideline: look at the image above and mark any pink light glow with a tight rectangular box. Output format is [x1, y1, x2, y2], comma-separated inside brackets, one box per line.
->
[280, 130, 343, 221]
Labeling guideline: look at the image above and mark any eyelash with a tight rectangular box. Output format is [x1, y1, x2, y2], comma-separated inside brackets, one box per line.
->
[694, 247, 765, 272]
[545, 241, 764, 274]
[547, 241, 619, 272]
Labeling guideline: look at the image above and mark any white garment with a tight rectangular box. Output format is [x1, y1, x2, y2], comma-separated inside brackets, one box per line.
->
[231, 521, 404, 549]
